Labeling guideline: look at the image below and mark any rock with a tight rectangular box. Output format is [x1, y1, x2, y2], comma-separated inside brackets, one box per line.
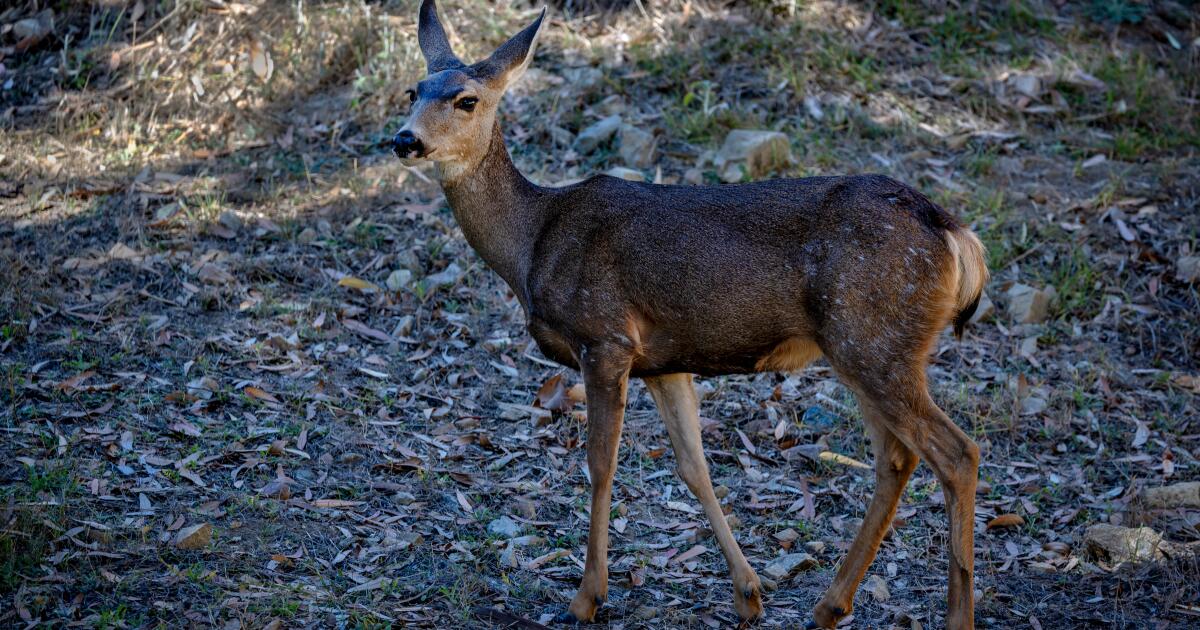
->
[1009, 73, 1043, 99]
[1176, 256, 1200, 283]
[13, 10, 54, 44]
[683, 168, 705, 185]
[618, 125, 657, 168]
[1006, 283, 1055, 324]
[773, 528, 800, 545]
[575, 115, 621, 153]
[804, 541, 826, 554]
[714, 130, 792, 183]
[1020, 394, 1047, 416]
[173, 523, 212, 550]
[762, 552, 817, 580]
[296, 227, 317, 243]
[425, 263, 462, 289]
[1141, 482, 1200, 509]
[865, 574, 890, 602]
[604, 166, 644, 182]
[386, 269, 413, 291]
[1083, 524, 1163, 564]
[218, 210, 243, 232]
[713, 485, 730, 499]
[487, 516, 522, 538]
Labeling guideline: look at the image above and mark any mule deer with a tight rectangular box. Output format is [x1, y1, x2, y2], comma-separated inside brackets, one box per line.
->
[393, 2, 988, 627]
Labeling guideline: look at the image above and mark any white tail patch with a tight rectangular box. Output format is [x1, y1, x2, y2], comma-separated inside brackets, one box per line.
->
[943, 227, 989, 323]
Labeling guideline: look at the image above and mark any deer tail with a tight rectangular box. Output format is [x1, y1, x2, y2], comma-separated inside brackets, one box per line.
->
[943, 226, 989, 339]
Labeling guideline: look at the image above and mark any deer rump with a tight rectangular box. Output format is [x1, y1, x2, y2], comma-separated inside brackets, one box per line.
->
[524, 173, 987, 379]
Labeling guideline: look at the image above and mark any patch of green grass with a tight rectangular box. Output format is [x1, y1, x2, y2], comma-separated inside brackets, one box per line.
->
[0, 465, 77, 591]
[1047, 244, 1103, 321]
[1092, 52, 1196, 150]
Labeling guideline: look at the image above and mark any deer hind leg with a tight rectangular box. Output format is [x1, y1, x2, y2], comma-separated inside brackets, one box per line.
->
[905, 396, 979, 630]
[556, 347, 631, 624]
[644, 373, 763, 622]
[810, 403, 918, 629]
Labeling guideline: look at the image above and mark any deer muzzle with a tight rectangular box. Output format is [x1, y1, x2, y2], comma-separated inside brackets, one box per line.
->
[392, 129, 427, 159]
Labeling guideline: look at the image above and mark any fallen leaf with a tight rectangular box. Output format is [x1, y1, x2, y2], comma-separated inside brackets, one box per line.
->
[249, 39, 274, 82]
[987, 513, 1026, 530]
[338, 276, 380, 292]
[244, 386, 280, 403]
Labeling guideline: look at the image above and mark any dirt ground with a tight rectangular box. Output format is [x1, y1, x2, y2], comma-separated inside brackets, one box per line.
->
[1, 1, 1198, 628]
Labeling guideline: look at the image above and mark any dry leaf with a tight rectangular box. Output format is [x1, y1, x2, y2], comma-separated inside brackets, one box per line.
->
[987, 514, 1026, 530]
[338, 276, 380, 292]
[244, 386, 280, 403]
[249, 39, 274, 82]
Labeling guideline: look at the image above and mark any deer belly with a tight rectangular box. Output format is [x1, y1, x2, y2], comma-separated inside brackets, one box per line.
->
[527, 319, 579, 369]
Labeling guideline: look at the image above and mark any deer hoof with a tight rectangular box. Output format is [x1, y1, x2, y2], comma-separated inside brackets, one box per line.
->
[733, 578, 763, 621]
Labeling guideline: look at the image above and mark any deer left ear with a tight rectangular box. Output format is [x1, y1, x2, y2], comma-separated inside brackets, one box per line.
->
[475, 8, 546, 91]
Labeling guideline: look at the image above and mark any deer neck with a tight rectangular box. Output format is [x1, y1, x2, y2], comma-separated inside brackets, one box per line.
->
[438, 121, 545, 301]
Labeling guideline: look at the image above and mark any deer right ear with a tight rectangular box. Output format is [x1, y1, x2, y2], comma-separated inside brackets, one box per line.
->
[475, 8, 546, 91]
[418, 0, 464, 74]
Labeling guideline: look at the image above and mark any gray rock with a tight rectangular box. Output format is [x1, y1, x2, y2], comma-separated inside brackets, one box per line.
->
[425, 263, 463, 289]
[714, 130, 792, 183]
[1009, 73, 1043, 99]
[13, 10, 54, 41]
[618, 125, 657, 168]
[604, 166, 644, 182]
[1006, 283, 1056, 324]
[762, 552, 817, 580]
[386, 269, 412, 291]
[575, 115, 621, 154]
[1084, 524, 1163, 564]
[218, 210, 242, 233]
[487, 516, 522, 538]
[683, 168, 705, 186]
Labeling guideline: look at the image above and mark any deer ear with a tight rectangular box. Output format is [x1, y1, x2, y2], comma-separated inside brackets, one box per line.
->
[475, 8, 546, 90]
[418, 0, 464, 73]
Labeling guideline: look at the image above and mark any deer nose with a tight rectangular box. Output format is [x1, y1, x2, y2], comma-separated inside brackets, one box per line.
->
[392, 130, 424, 159]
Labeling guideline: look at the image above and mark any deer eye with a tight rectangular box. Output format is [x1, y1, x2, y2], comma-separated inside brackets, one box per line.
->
[405, 89, 417, 103]
[455, 96, 478, 112]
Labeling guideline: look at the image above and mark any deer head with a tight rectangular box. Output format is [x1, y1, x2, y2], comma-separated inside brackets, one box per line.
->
[393, 0, 544, 180]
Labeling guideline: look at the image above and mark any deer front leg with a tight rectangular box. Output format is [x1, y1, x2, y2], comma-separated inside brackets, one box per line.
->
[555, 348, 630, 624]
[644, 373, 763, 622]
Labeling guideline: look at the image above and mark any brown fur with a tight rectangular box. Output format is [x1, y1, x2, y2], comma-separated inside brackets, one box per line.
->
[399, 2, 989, 628]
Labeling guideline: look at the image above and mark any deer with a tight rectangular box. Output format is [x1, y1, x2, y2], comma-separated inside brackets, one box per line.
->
[392, 2, 989, 628]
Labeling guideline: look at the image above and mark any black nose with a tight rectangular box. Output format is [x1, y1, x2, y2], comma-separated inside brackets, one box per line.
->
[392, 130, 424, 158]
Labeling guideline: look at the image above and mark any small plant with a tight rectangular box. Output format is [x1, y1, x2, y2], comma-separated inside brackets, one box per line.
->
[1086, 0, 1148, 25]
